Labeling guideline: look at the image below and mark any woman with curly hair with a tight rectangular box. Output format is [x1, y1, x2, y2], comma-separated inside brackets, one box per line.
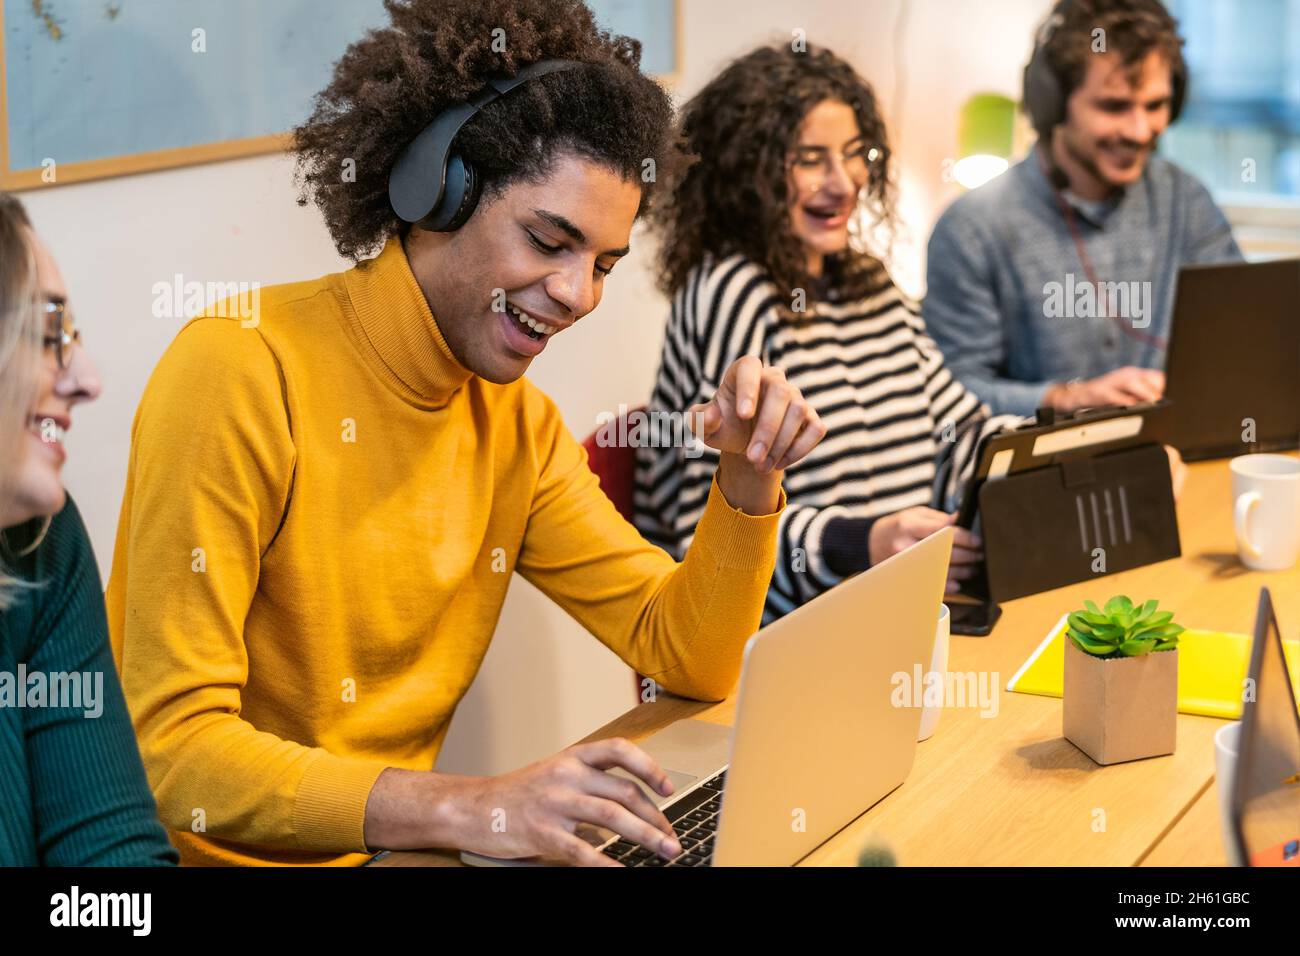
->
[636, 44, 1016, 623]
[106, 0, 825, 867]
[0, 192, 176, 865]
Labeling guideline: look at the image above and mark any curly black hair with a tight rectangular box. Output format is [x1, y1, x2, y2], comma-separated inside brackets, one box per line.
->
[293, 0, 678, 261]
[651, 43, 897, 305]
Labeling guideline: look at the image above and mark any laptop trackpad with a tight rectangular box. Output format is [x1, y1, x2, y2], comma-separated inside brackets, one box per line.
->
[608, 718, 733, 807]
[608, 766, 699, 807]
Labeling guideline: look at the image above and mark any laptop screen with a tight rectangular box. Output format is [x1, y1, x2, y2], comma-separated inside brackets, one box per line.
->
[1164, 259, 1300, 461]
[1232, 588, 1300, 866]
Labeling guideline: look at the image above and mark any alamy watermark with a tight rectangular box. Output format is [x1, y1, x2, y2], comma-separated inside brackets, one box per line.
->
[1043, 274, 1152, 330]
[151, 273, 262, 328]
[890, 665, 1000, 718]
[593, 404, 707, 459]
[0, 664, 103, 718]
[50, 886, 150, 936]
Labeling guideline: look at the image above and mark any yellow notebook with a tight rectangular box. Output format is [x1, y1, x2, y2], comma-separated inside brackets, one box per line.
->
[1007, 614, 1300, 719]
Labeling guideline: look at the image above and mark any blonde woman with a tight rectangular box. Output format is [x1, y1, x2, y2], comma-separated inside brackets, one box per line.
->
[0, 192, 175, 865]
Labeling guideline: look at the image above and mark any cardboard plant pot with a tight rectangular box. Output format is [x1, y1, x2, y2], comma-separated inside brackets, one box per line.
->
[1062, 639, 1178, 765]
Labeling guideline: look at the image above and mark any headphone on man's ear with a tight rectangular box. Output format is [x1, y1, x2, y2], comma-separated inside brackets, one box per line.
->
[388, 59, 581, 233]
[1021, 0, 1186, 143]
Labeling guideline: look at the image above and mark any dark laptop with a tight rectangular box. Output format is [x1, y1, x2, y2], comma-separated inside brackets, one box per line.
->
[1162, 258, 1300, 461]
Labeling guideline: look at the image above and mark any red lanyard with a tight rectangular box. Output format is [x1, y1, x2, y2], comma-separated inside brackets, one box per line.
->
[1045, 159, 1169, 352]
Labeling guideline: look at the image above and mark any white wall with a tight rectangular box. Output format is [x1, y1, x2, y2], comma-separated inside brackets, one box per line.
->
[672, 0, 1049, 294]
[17, 0, 1087, 777]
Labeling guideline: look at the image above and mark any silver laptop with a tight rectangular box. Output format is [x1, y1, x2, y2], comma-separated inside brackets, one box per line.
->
[463, 525, 953, 867]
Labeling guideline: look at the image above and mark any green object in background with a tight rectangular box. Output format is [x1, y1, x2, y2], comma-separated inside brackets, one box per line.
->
[953, 93, 1017, 189]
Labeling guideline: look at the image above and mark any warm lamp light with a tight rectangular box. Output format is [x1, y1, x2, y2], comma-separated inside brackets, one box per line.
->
[954, 93, 1016, 190]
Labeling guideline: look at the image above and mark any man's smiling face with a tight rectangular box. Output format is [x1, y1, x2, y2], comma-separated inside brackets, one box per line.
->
[1058, 49, 1174, 193]
[407, 152, 641, 384]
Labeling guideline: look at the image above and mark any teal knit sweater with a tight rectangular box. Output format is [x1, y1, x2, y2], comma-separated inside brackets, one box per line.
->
[0, 495, 176, 866]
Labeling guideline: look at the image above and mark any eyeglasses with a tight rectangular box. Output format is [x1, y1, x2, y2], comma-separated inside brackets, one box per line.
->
[789, 142, 887, 186]
[41, 298, 82, 370]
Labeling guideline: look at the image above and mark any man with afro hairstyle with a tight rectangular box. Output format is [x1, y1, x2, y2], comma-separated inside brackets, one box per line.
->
[106, 0, 826, 866]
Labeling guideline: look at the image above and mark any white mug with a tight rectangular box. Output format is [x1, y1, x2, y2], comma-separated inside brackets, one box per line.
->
[1214, 721, 1245, 867]
[917, 604, 950, 742]
[1230, 455, 1300, 572]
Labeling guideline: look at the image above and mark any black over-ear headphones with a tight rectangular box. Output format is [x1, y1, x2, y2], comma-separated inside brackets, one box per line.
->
[388, 59, 581, 233]
[1022, 0, 1186, 142]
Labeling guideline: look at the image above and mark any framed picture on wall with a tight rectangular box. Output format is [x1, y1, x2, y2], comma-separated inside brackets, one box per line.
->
[0, 0, 679, 190]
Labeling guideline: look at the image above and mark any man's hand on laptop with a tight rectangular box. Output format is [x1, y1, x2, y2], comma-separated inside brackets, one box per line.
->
[364, 738, 682, 866]
[868, 507, 982, 594]
[690, 355, 827, 515]
[1044, 366, 1165, 412]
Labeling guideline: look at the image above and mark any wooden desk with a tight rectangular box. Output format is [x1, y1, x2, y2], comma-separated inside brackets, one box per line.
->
[378, 457, 1297, 867]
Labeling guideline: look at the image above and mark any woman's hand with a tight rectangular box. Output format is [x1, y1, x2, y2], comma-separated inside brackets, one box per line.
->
[869, 507, 982, 594]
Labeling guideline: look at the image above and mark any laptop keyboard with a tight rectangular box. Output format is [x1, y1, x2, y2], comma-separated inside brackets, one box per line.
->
[600, 770, 726, 867]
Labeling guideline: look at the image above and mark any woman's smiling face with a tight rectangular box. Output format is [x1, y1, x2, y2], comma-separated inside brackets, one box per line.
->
[2, 228, 101, 529]
[786, 99, 872, 274]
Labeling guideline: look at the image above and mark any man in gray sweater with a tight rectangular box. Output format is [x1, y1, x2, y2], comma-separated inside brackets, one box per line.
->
[924, 0, 1241, 418]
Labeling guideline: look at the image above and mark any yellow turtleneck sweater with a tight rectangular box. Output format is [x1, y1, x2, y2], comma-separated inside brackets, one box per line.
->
[105, 238, 784, 866]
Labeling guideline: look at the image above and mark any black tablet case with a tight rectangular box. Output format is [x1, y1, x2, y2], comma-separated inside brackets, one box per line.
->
[975, 443, 1181, 603]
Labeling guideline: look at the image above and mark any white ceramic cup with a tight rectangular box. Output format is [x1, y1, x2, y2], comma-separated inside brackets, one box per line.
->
[1214, 721, 1245, 867]
[917, 604, 950, 742]
[1230, 454, 1300, 572]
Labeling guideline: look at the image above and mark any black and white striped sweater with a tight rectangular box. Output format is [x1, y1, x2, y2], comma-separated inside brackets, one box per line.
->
[634, 254, 1019, 624]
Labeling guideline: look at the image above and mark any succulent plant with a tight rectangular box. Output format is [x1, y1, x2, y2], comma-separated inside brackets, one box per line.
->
[1066, 595, 1184, 659]
[856, 841, 898, 867]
